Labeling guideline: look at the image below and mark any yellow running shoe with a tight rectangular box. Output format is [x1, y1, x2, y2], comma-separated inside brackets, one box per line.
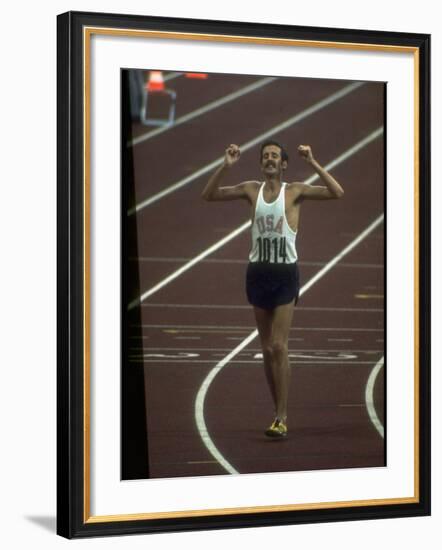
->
[265, 419, 288, 438]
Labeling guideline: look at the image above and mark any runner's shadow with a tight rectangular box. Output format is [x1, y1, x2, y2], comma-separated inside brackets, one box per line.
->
[25, 515, 56, 533]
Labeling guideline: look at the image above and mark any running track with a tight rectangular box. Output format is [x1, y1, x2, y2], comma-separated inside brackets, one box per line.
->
[124, 71, 385, 479]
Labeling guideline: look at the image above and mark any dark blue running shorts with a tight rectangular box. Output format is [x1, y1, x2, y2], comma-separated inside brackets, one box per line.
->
[246, 261, 300, 310]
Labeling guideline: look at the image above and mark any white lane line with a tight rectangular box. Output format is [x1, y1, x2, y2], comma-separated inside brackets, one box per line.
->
[129, 347, 384, 353]
[128, 126, 384, 309]
[130, 77, 276, 146]
[132, 256, 249, 263]
[194, 331, 257, 474]
[142, 303, 251, 309]
[130, 346, 383, 354]
[299, 214, 384, 295]
[164, 72, 183, 82]
[132, 324, 382, 332]
[128, 82, 364, 215]
[365, 356, 385, 438]
[140, 303, 382, 312]
[127, 222, 249, 310]
[296, 306, 382, 312]
[133, 323, 252, 329]
[307, 126, 384, 184]
[132, 257, 383, 269]
[195, 213, 384, 474]
[226, 336, 308, 342]
[132, 360, 381, 365]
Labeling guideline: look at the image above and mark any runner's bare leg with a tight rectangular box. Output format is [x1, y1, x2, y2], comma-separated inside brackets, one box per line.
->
[268, 301, 295, 422]
[253, 306, 277, 409]
[254, 300, 295, 421]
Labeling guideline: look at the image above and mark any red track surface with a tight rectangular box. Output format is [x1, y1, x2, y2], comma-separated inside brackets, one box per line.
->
[127, 71, 385, 479]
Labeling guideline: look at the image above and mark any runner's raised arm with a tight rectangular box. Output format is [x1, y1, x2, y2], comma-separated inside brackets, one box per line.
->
[202, 144, 254, 202]
[294, 145, 344, 200]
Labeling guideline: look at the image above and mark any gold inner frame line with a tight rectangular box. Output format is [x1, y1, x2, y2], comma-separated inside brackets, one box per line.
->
[86, 26, 418, 54]
[82, 26, 420, 523]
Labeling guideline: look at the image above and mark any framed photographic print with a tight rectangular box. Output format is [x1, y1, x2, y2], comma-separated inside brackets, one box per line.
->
[57, 11, 430, 538]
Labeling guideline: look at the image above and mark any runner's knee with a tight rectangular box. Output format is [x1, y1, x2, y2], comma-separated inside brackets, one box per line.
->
[269, 340, 288, 358]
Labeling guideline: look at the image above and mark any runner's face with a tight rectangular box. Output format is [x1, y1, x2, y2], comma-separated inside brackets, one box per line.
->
[261, 145, 286, 176]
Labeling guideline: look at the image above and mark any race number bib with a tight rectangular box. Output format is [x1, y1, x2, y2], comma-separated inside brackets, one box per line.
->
[256, 236, 288, 263]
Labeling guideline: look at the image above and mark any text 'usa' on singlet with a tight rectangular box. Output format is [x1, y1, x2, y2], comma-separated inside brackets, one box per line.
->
[249, 182, 298, 264]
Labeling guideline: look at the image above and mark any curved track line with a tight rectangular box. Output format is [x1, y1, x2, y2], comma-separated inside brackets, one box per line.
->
[365, 356, 385, 438]
[194, 331, 258, 475]
[194, 214, 384, 474]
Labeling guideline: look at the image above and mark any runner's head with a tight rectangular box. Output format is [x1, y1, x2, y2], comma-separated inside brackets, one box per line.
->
[260, 141, 288, 176]
[260, 141, 289, 163]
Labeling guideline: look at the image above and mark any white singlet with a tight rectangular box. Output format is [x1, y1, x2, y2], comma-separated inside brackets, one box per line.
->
[249, 182, 298, 264]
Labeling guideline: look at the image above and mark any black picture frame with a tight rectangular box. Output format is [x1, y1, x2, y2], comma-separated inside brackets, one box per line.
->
[57, 10, 431, 539]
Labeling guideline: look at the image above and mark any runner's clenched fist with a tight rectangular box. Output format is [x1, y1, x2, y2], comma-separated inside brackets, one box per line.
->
[224, 144, 241, 167]
[297, 145, 314, 163]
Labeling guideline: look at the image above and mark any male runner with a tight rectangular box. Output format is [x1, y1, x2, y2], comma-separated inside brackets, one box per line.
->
[202, 141, 344, 437]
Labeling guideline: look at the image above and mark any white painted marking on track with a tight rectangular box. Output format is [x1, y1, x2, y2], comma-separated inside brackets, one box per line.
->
[140, 303, 383, 312]
[136, 352, 199, 359]
[299, 327, 382, 332]
[253, 352, 357, 360]
[134, 323, 253, 329]
[131, 256, 248, 264]
[127, 222, 250, 310]
[131, 257, 383, 269]
[194, 331, 258, 474]
[365, 356, 385, 438]
[133, 323, 382, 332]
[163, 72, 183, 82]
[129, 346, 383, 353]
[130, 77, 276, 146]
[131, 359, 380, 365]
[298, 215, 384, 295]
[128, 126, 383, 309]
[297, 306, 382, 312]
[128, 82, 364, 214]
[305, 127, 384, 186]
[194, 214, 384, 474]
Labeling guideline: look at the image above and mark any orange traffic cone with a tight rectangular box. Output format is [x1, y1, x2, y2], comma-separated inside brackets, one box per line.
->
[146, 71, 165, 91]
[185, 72, 208, 79]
